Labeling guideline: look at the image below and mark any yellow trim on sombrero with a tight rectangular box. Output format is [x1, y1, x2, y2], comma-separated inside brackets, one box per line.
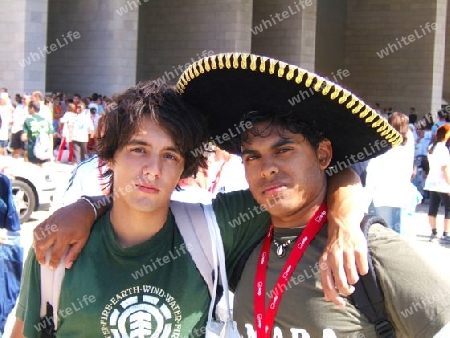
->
[176, 53, 402, 147]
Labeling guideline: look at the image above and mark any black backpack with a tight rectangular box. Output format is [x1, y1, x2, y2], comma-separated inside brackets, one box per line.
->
[229, 214, 396, 338]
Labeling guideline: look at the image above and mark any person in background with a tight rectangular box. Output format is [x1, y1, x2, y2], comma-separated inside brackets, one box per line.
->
[21, 101, 54, 166]
[30, 91, 52, 124]
[56, 103, 76, 163]
[0, 172, 22, 336]
[431, 110, 449, 138]
[10, 95, 29, 159]
[71, 102, 94, 164]
[0, 93, 13, 155]
[365, 112, 419, 235]
[424, 124, 450, 243]
[72, 93, 81, 110]
[87, 107, 98, 156]
[52, 97, 63, 151]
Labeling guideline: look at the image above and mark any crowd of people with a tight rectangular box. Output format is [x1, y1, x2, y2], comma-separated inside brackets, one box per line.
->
[357, 103, 450, 242]
[0, 88, 108, 166]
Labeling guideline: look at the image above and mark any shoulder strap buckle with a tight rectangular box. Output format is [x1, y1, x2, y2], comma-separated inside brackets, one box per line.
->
[374, 319, 396, 338]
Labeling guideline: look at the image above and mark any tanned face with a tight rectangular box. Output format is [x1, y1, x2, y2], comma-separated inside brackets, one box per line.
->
[241, 122, 332, 226]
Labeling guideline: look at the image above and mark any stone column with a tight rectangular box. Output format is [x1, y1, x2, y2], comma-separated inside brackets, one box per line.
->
[0, 0, 48, 95]
[46, 0, 139, 96]
[344, 0, 447, 117]
[136, 0, 253, 84]
[251, 0, 317, 70]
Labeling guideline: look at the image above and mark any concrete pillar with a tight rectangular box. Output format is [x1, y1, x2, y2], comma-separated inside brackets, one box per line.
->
[344, 0, 447, 117]
[0, 0, 48, 95]
[315, 0, 347, 80]
[136, 0, 253, 84]
[46, 0, 138, 97]
[251, 0, 317, 70]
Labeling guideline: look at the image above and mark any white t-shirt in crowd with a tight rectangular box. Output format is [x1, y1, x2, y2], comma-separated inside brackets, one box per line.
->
[365, 136, 415, 209]
[11, 104, 27, 134]
[88, 102, 99, 114]
[0, 104, 13, 141]
[60, 112, 77, 140]
[424, 142, 450, 193]
[71, 113, 94, 142]
[38, 101, 53, 123]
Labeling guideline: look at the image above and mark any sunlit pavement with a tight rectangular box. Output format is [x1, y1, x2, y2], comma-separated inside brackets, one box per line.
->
[3, 190, 449, 336]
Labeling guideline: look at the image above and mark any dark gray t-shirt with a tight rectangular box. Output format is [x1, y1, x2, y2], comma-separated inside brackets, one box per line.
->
[234, 224, 450, 338]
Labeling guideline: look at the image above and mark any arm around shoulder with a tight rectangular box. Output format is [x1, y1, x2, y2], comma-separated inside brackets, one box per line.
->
[33, 195, 111, 269]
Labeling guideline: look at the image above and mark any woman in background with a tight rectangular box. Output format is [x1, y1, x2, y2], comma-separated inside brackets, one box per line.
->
[424, 124, 450, 243]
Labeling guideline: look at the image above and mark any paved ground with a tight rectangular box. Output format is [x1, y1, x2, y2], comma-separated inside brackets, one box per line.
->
[3, 169, 450, 336]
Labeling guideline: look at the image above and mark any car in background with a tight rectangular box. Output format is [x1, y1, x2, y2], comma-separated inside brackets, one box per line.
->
[0, 156, 56, 223]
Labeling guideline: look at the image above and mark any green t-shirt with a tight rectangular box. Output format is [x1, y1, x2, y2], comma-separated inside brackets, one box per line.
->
[234, 224, 450, 337]
[16, 190, 270, 337]
[23, 114, 54, 160]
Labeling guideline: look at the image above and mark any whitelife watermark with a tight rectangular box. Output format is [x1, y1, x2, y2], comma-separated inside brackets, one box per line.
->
[265, 261, 328, 298]
[19, 31, 81, 68]
[288, 69, 350, 107]
[115, 0, 149, 16]
[376, 22, 437, 59]
[155, 50, 215, 86]
[326, 140, 390, 176]
[228, 190, 291, 228]
[131, 243, 193, 280]
[251, 0, 313, 35]
[34, 294, 96, 332]
[400, 290, 448, 318]
[190, 120, 254, 158]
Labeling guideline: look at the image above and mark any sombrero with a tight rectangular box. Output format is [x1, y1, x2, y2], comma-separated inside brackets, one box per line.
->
[176, 53, 402, 167]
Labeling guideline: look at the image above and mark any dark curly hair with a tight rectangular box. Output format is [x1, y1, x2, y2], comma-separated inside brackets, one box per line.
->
[237, 110, 327, 151]
[97, 80, 208, 187]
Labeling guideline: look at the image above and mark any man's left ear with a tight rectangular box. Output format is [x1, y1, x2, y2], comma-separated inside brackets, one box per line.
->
[317, 139, 332, 170]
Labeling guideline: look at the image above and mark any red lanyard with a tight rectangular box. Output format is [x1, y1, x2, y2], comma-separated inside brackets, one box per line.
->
[254, 202, 328, 338]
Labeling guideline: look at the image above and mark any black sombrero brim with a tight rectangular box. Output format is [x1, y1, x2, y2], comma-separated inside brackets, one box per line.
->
[177, 53, 402, 167]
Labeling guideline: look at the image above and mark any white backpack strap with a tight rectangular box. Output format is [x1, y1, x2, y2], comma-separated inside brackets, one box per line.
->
[170, 201, 215, 297]
[40, 251, 66, 330]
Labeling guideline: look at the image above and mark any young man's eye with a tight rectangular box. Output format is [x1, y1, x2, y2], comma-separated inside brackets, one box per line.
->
[244, 154, 259, 162]
[131, 148, 145, 154]
[276, 148, 292, 154]
[164, 153, 180, 162]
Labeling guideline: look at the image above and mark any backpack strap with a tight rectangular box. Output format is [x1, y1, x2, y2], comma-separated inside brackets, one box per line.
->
[350, 214, 396, 338]
[40, 251, 66, 334]
[170, 201, 215, 297]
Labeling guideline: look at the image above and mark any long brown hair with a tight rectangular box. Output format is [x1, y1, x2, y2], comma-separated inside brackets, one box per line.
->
[96, 80, 209, 182]
[429, 124, 450, 154]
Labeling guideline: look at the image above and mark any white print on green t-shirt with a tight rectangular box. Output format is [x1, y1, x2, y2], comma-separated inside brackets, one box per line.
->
[100, 285, 182, 338]
[244, 324, 338, 337]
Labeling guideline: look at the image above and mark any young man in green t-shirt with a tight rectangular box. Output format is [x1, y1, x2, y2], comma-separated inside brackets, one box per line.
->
[22, 101, 54, 166]
[12, 80, 365, 337]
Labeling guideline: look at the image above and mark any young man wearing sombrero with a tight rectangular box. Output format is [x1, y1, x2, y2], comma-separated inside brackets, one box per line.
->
[176, 53, 450, 337]
[12, 78, 365, 337]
